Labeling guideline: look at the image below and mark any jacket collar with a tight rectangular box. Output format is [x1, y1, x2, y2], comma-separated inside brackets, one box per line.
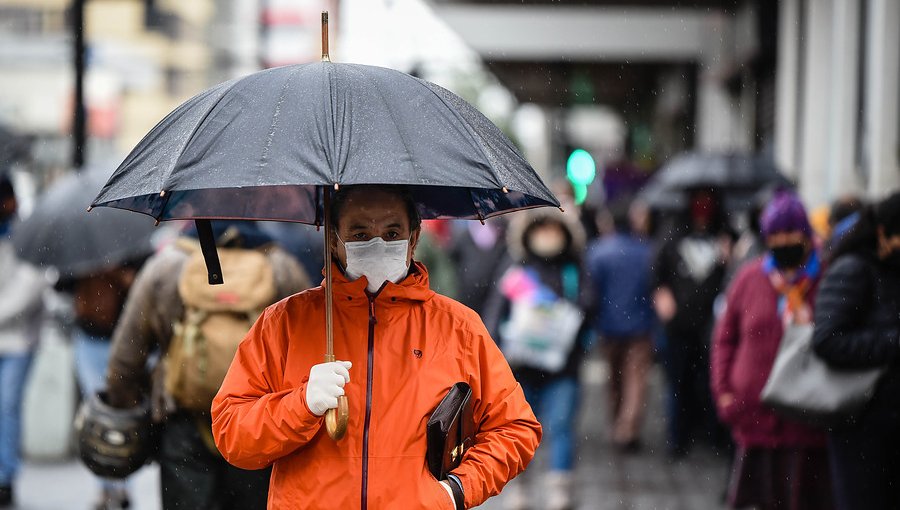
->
[322, 260, 435, 303]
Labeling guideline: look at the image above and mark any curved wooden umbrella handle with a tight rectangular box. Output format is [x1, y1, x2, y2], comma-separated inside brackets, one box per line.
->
[325, 396, 349, 440]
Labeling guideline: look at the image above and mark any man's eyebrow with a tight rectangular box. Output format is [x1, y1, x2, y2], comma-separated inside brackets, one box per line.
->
[348, 224, 370, 230]
[386, 222, 404, 229]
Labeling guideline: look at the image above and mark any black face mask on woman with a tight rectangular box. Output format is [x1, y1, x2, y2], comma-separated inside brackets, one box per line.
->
[771, 243, 806, 269]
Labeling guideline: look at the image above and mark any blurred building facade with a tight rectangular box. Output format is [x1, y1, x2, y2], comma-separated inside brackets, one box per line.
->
[0, 0, 896, 206]
[432, 0, 900, 208]
[0, 0, 218, 175]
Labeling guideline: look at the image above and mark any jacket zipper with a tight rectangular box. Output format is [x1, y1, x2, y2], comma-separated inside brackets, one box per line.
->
[361, 297, 377, 510]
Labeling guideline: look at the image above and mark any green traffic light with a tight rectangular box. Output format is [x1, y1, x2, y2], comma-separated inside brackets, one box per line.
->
[566, 149, 596, 186]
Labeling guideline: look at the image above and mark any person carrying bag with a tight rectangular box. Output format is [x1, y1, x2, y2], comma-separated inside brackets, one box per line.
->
[811, 193, 900, 510]
[711, 191, 834, 510]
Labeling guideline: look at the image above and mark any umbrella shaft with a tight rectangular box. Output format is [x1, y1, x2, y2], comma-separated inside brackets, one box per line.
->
[324, 188, 334, 358]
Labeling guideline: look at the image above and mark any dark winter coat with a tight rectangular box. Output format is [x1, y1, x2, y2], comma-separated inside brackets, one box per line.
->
[812, 254, 900, 424]
[652, 233, 727, 339]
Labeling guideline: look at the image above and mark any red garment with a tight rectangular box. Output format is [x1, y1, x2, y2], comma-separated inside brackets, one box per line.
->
[711, 259, 827, 448]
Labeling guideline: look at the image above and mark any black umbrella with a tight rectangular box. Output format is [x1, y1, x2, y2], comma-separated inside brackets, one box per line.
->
[0, 125, 31, 176]
[13, 166, 163, 281]
[90, 13, 558, 441]
[640, 152, 792, 210]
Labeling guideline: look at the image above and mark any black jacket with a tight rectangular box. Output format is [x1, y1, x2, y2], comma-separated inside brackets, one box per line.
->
[812, 254, 900, 417]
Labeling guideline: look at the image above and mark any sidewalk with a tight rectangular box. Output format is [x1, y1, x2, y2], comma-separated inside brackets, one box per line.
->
[18, 460, 159, 510]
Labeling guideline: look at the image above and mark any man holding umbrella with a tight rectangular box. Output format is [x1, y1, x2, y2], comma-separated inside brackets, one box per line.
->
[212, 185, 542, 509]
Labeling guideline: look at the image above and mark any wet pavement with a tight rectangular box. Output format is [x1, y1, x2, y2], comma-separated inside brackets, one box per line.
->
[15, 353, 728, 510]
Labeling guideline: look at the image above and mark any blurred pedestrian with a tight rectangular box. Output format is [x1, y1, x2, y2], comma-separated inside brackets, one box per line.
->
[67, 262, 143, 509]
[449, 219, 509, 315]
[652, 188, 731, 457]
[812, 192, 900, 510]
[484, 208, 591, 510]
[587, 201, 655, 452]
[105, 222, 309, 510]
[212, 186, 541, 509]
[711, 191, 834, 510]
[415, 221, 459, 299]
[0, 175, 44, 507]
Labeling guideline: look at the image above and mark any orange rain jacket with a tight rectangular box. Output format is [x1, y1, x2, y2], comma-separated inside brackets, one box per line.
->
[212, 262, 542, 509]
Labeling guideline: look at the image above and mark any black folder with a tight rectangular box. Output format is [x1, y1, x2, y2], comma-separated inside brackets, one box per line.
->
[426, 382, 474, 480]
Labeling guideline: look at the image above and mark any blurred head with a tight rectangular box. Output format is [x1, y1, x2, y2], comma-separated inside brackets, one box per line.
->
[760, 191, 813, 270]
[525, 219, 570, 259]
[829, 195, 864, 229]
[688, 188, 722, 233]
[873, 194, 900, 265]
[0, 175, 16, 224]
[327, 185, 421, 276]
[830, 192, 900, 265]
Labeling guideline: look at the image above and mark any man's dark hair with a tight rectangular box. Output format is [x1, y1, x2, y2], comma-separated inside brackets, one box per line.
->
[327, 185, 422, 232]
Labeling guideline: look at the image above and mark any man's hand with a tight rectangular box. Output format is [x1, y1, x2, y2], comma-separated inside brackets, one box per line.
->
[305, 361, 352, 416]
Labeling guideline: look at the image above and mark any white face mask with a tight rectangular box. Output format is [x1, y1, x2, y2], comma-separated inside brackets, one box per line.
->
[340, 236, 411, 293]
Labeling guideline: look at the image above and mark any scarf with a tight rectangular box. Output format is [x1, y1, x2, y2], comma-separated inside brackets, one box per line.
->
[763, 249, 820, 322]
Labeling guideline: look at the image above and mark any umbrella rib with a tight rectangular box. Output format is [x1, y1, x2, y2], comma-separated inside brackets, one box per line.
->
[165, 79, 245, 194]
[411, 79, 504, 189]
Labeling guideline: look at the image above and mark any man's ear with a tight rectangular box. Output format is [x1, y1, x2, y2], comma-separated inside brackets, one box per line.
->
[409, 228, 421, 257]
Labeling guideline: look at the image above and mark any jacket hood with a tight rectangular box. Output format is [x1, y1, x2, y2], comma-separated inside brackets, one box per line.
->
[506, 208, 586, 263]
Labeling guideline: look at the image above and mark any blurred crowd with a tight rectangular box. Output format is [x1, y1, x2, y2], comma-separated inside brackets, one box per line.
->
[1, 160, 899, 510]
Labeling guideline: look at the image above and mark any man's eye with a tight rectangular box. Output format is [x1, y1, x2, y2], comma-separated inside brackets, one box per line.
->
[353, 233, 368, 240]
[386, 232, 400, 240]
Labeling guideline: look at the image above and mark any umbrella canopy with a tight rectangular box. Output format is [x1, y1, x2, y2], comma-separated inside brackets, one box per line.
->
[0, 125, 31, 176]
[640, 152, 792, 211]
[13, 166, 164, 281]
[91, 62, 558, 224]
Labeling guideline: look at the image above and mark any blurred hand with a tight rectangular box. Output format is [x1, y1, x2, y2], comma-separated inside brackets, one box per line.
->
[305, 361, 352, 416]
[717, 393, 738, 423]
[717, 234, 733, 264]
[653, 287, 677, 323]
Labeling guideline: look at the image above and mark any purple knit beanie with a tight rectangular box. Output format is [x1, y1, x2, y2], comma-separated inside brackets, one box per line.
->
[760, 191, 812, 237]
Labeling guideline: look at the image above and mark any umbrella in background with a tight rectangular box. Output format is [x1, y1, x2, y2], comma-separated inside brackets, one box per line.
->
[0, 125, 31, 176]
[13, 165, 169, 282]
[639, 152, 793, 211]
[90, 13, 559, 441]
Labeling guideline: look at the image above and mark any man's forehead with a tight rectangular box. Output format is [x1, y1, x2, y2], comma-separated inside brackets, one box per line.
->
[339, 189, 409, 225]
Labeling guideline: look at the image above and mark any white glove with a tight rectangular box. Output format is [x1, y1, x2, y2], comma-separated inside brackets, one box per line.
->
[305, 361, 352, 416]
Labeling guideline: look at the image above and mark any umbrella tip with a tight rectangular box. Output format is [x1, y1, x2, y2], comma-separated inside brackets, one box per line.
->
[559, 207, 566, 213]
[501, 186, 508, 194]
[334, 183, 340, 191]
[159, 190, 166, 197]
[86, 206, 93, 213]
